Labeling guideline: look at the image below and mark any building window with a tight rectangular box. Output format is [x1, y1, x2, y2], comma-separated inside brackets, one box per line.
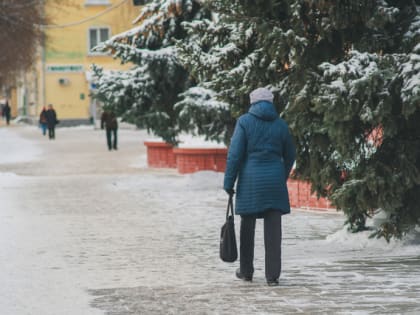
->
[85, 0, 111, 6]
[89, 27, 110, 53]
[133, 0, 148, 5]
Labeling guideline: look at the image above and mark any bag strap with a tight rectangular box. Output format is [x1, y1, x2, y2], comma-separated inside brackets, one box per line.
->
[226, 195, 234, 221]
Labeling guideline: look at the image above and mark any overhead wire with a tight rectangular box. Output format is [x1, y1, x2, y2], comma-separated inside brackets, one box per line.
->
[40, 0, 131, 29]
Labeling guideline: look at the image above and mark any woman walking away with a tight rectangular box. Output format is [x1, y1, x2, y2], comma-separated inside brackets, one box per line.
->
[223, 87, 296, 286]
[39, 107, 48, 136]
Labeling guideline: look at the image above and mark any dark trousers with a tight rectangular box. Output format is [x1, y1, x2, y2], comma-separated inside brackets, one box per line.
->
[48, 127, 55, 139]
[240, 210, 282, 281]
[106, 128, 118, 150]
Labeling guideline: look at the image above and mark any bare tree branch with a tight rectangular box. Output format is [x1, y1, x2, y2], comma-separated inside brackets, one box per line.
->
[0, 0, 45, 85]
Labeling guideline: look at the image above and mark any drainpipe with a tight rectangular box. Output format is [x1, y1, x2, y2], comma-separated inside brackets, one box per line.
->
[40, 0, 46, 113]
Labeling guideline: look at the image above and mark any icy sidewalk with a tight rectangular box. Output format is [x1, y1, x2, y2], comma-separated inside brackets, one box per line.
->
[88, 173, 420, 315]
[1, 126, 420, 315]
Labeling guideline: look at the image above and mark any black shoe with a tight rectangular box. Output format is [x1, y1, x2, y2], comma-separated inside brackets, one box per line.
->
[267, 279, 279, 286]
[236, 268, 252, 282]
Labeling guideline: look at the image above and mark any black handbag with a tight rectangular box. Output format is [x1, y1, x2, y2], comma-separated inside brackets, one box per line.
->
[219, 195, 238, 262]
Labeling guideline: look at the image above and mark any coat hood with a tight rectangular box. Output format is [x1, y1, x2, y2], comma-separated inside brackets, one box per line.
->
[249, 100, 278, 121]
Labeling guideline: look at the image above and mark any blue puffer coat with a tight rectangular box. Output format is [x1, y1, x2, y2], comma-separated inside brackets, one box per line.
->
[223, 100, 296, 216]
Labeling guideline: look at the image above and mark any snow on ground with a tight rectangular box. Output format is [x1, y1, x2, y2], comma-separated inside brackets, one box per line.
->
[1, 125, 420, 315]
[0, 128, 42, 163]
[129, 154, 148, 169]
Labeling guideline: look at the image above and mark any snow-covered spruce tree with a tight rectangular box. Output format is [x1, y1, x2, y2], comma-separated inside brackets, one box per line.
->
[92, 0, 210, 144]
[177, 0, 420, 240]
[176, 0, 307, 143]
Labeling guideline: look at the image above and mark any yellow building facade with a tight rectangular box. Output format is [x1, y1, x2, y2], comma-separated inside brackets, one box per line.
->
[20, 0, 141, 125]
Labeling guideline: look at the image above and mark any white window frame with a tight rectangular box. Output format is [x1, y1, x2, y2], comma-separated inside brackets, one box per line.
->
[88, 27, 111, 55]
[84, 0, 111, 6]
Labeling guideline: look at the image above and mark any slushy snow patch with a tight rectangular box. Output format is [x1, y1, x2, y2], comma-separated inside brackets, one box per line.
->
[0, 129, 41, 164]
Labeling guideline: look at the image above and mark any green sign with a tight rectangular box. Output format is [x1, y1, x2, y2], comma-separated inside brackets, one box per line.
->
[47, 65, 84, 73]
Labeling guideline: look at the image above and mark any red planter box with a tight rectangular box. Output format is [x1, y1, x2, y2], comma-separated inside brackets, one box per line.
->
[144, 141, 176, 168]
[173, 148, 228, 174]
[143, 141, 334, 211]
[287, 179, 334, 211]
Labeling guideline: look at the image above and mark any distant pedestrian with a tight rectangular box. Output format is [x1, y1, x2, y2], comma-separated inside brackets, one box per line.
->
[3, 101, 11, 125]
[45, 104, 58, 140]
[39, 107, 48, 136]
[223, 87, 296, 286]
[101, 110, 118, 151]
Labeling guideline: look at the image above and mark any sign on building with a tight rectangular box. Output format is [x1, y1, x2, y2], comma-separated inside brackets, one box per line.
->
[47, 65, 84, 73]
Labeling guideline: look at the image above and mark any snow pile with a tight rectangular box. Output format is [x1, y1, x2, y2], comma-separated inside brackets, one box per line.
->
[177, 134, 226, 148]
[326, 211, 420, 252]
[145, 133, 226, 148]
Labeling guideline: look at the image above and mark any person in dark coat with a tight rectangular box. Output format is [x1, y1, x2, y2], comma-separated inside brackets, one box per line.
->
[45, 104, 58, 140]
[3, 101, 11, 125]
[39, 107, 48, 136]
[101, 110, 118, 151]
[223, 87, 296, 286]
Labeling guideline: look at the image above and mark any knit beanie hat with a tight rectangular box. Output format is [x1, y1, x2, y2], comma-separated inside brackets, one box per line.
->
[249, 87, 274, 104]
